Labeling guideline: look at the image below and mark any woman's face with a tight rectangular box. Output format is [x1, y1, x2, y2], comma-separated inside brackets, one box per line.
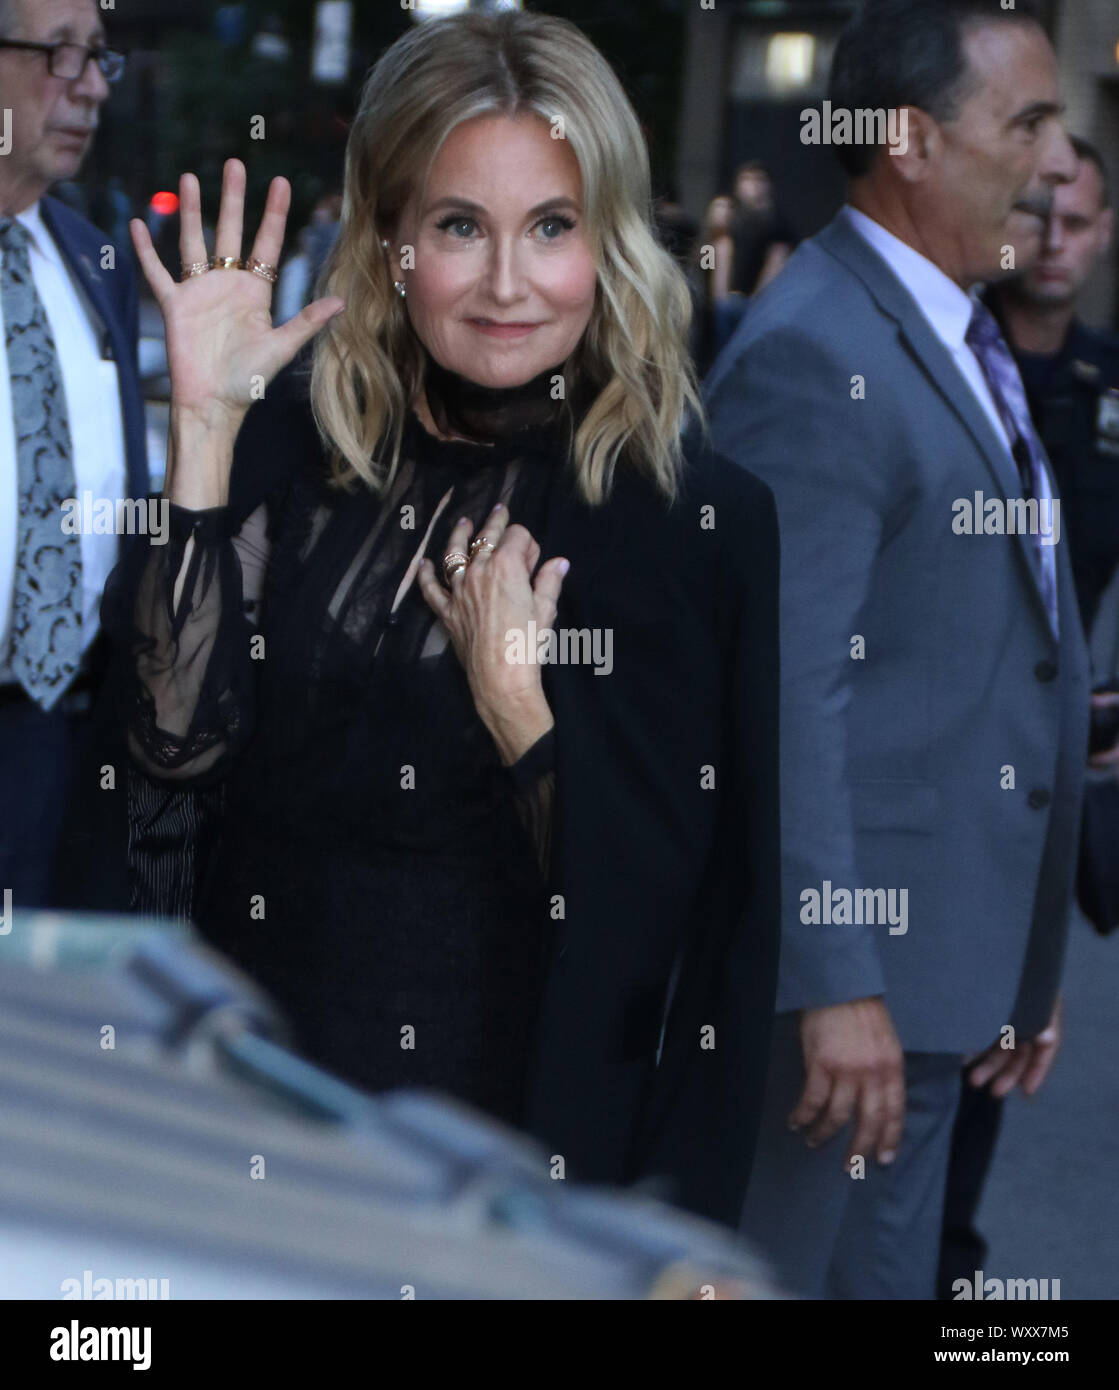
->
[708, 196, 734, 235]
[392, 113, 599, 389]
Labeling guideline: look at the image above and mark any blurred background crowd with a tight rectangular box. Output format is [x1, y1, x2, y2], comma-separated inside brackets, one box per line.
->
[46, 1, 1117, 483]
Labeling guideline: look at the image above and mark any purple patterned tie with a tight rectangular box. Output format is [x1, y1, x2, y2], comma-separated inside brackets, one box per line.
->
[965, 299, 1059, 633]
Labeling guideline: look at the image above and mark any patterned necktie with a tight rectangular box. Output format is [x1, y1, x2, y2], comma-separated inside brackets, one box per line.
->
[965, 299, 1059, 634]
[1, 216, 82, 709]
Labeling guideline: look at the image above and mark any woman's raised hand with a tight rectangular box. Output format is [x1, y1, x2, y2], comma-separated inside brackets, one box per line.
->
[129, 158, 345, 438]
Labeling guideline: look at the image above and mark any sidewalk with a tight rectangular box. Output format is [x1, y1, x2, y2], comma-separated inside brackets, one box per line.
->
[978, 915, 1119, 1299]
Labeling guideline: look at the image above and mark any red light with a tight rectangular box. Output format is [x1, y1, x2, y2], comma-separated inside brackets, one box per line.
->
[150, 191, 180, 216]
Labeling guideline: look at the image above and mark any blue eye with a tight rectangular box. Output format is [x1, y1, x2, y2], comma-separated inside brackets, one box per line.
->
[437, 215, 477, 237]
[535, 215, 577, 240]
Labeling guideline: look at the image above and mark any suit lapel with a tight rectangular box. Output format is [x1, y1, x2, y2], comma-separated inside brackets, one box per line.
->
[40, 197, 148, 504]
[40, 199, 118, 355]
[818, 215, 1055, 638]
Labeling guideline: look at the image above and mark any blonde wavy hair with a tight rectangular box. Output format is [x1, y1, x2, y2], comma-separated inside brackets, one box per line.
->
[310, 9, 701, 505]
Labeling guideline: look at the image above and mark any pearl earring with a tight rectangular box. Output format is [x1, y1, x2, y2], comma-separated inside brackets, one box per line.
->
[381, 238, 406, 298]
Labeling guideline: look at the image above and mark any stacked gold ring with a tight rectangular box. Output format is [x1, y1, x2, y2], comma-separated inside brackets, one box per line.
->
[247, 257, 279, 284]
[468, 535, 495, 560]
[442, 551, 470, 582]
[181, 256, 279, 285]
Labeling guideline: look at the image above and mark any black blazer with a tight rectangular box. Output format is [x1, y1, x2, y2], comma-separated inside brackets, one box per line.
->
[77, 377, 781, 1230]
[523, 419, 781, 1227]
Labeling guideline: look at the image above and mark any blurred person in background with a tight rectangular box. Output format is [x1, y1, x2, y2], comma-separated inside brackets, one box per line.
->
[0, 0, 147, 909]
[692, 193, 736, 375]
[729, 161, 796, 299]
[988, 138, 1119, 636]
[699, 194, 736, 302]
[108, 10, 780, 1229]
[939, 134, 1119, 1299]
[707, 163, 798, 366]
[274, 191, 342, 327]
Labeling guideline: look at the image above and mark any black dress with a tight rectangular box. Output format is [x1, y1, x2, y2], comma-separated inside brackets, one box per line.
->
[105, 370, 572, 1129]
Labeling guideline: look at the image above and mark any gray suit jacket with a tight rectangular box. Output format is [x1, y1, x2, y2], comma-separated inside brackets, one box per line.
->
[704, 209, 1090, 1053]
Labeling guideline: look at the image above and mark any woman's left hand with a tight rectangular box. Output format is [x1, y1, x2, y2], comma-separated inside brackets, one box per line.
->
[417, 503, 569, 766]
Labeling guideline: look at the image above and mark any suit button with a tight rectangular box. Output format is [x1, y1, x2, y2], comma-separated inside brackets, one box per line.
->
[1028, 788, 1051, 810]
[1035, 661, 1058, 683]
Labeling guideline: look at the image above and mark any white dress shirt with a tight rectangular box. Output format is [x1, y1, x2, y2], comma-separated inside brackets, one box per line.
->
[843, 203, 1058, 632]
[0, 199, 127, 679]
[842, 204, 1018, 452]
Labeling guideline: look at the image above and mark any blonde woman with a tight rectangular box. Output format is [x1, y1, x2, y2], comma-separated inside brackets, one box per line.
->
[109, 10, 779, 1227]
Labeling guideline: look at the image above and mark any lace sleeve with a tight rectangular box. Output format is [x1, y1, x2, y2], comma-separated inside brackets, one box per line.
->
[101, 497, 272, 788]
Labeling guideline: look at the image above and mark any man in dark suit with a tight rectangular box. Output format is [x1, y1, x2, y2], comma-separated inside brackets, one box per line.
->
[0, 0, 148, 912]
[705, 0, 1087, 1297]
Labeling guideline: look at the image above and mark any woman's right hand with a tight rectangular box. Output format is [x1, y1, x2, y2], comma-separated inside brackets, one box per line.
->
[129, 157, 345, 440]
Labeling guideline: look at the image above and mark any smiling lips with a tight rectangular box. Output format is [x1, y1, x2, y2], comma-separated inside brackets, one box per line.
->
[468, 318, 543, 339]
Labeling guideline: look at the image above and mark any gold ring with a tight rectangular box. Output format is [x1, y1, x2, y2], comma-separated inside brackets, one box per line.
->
[442, 551, 469, 582]
[246, 257, 279, 284]
[210, 256, 243, 271]
[468, 536, 495, 560]
[181, 261, 210, 280]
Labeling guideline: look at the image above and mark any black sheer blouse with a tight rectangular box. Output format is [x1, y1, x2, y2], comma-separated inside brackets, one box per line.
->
[105, 367, 576, 1126]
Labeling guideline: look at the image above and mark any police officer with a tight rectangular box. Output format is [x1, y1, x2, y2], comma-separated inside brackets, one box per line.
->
[992, 136, 1119, 636]
[938, 136, 1118, 1299]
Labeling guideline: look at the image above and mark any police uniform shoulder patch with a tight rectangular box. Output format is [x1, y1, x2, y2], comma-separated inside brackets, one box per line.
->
[1098, 388, 1119, 458]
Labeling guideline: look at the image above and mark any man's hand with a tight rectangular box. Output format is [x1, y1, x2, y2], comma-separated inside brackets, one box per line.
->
[793, 997, 905, 1169]
[964, 996, 1063, 1098]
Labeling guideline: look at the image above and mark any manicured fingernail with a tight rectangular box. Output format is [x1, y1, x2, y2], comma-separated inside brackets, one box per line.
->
[458, 516, 471, 525]
[490, 503, 505, 516]
[558, 560, 571, 576]
[879, 1150, 897, 1165]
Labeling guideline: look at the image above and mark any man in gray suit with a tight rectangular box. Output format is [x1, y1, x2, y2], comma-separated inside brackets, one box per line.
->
[705, 0, 1087, 1298]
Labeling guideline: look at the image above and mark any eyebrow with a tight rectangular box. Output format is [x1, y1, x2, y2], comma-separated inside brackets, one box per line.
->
[43, 24, 107, 44]
[424, 196, 581, 218]
[1009, 100, 1064, 125]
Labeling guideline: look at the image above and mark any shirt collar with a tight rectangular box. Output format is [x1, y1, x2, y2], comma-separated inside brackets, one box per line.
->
[12, 200, 63, 268]
[841, 204, 981, 352]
